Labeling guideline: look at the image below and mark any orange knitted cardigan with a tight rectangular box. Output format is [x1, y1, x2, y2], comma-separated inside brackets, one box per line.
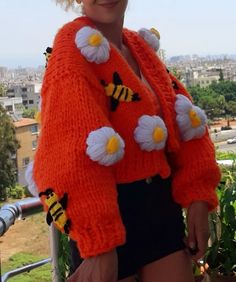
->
[34, 16, 221, 258]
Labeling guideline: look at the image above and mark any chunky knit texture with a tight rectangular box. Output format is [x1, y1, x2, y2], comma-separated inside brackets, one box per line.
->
[34, 16, 221, 258]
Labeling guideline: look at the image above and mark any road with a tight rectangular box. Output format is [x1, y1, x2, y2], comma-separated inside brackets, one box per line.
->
[216, 141, 236, 153]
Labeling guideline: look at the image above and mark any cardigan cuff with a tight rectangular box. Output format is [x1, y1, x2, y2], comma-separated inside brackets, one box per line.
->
[173, 183, 219, 211]
[73, 219, 126, 258]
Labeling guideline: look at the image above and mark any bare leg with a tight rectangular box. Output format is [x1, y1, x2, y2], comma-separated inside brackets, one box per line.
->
[139, 250, 194, 282]
[117, 275, 137, 282]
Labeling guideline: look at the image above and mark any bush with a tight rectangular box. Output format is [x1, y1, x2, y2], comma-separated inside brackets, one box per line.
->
[205, 164, 236, 277]
[7, 185, 25, 199]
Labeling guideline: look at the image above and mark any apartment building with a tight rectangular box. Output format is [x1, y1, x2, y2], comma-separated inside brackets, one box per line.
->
[0, 96, 24, 119]
[6, 83, 41, 110]
[14, 118, 39, 186]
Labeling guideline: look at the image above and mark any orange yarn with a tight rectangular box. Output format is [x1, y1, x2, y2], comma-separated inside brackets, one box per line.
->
[34, 16, 220, 258]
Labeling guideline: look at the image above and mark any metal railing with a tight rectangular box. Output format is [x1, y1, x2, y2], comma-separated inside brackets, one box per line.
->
[0, 197, 60, 282]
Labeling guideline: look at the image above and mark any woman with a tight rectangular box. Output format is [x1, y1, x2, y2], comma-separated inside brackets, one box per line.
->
[33, 0, 221, 281]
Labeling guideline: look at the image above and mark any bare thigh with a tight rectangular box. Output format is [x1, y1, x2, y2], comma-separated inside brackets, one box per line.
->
[139, 250, 194, 282]
[117, 275, 137, 282]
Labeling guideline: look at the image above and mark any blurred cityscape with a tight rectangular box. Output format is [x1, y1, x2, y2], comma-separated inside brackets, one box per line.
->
[1, 50, 236, 187]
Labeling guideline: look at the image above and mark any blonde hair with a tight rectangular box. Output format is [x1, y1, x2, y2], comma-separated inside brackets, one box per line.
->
[55, 0, 78, 10]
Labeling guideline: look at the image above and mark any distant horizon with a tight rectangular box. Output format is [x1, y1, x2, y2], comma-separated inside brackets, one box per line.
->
[1, 52, 236, 69]
[1, 0, 236, 69]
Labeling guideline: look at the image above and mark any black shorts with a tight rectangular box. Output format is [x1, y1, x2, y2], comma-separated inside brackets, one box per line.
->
[69, 175, 185, 280]
[116, 175, 185, 280]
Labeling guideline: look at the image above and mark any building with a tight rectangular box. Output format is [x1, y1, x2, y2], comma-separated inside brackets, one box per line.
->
[14, 118, 39, 186]
[6, 83, 41, 110]
[193, 74, 219, 87]
[0, 96, 24, 119]
[158, 49, 167, 63]
[0, 67, 7, 80]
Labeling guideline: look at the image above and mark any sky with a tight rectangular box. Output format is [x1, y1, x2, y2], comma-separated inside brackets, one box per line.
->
[0, 0, 235, 68]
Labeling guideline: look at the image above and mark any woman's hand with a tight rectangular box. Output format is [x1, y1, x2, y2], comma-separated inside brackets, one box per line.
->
[67, 249, 118, 282]
[186, 201, 210, 261]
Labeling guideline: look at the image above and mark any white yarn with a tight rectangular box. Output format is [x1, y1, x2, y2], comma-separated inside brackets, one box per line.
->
[134, 115, 168, 151]
[75, 26, 110, 64]
[25, 161, 38, 196]
[86, 126, 125, 166]
[175, 94, 207, 141]
[138, 28, 160, 52]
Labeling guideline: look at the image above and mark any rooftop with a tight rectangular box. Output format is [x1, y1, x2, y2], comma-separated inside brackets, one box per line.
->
[14, 118, 37, 128]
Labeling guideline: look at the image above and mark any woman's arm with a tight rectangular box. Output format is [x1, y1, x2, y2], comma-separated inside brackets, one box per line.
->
[34, 72, 126, 258]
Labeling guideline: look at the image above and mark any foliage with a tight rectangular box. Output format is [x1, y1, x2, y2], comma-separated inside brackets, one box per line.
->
[6, 184, 25, 199]
[1, 252, 51, 282]
[58, 233, 72, 280]
[216, 151, 236, 161]
[188, 81, 236, 125]
[0, 83, 7, 97]
[22, 108, 37, 119]
[169, 67, 182, 80]
[209, 81, 236, 103]
[219, 69, 224, 82]
[205, 165, 236, 277]
[0, 105, 20, 201]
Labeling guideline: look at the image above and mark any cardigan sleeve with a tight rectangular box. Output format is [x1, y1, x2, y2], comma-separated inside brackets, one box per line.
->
[33, 73, 126, 258]
[168, 73, 221, 211]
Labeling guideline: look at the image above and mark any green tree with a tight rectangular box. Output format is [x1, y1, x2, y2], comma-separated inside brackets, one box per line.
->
[169, 67, 182, 80]
[22, 108, 37, 119]
[226, 100, 236, 120]
[0, 105, 20, 201]
[210, 81, 236, 102]
[219, 69, 224, 82]
[0, 83, 6, 97]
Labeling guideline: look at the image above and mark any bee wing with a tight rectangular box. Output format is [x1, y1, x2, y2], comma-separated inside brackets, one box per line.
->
[59, 193, 68, 209]
[46, 212, 53, 226]
[111, 97, 120, 112]
[113, 72, 123, 85]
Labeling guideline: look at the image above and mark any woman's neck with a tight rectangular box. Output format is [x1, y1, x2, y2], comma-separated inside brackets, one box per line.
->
[93, 18, 124, 50]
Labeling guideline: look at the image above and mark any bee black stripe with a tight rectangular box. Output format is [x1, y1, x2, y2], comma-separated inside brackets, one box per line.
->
[112, 85, 117, 97]
[118, 87, 125, 100]
[48, 201, 57, 212]
[125, 88, 129, 100]
[52, 207, 63, 217]
[54, 212, 64, 221]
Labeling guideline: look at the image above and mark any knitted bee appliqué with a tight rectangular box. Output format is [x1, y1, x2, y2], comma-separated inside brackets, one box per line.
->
[39, 188, 71, 234]
[101, 72, 141, 111]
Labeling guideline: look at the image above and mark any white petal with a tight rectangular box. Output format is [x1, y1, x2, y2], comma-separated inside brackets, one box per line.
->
[140, 141, 155, 152]
[25, 161, 38, 196]
[154, 141, 165, 150]
[75, 26, 94, 48]
[86, 126, 125, 166]
[134, 115, 167, 152]
[86, 143, 106, 161]
[175, 94, 192, 114]
[138, 28, 160, 51]
[138, 115, 156, 129]
[75, 26, 110, 64]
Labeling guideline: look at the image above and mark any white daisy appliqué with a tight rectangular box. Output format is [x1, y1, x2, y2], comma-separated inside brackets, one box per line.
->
[86, 127, 125, 166]
[175, 94, 207, 141]
[75, 26, 110, 64]
[138, 28, 160, 52]
[134, 115, 168, 151]
[25, 161, 38, 196]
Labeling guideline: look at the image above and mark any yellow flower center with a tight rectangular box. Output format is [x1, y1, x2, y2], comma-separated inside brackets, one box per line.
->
[106, 136, 120, 154]
[152, 127, 165, 143]
[88, 33, 103, 47]
[189, 109, 201, 128]
[150, 28, 160, 40]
